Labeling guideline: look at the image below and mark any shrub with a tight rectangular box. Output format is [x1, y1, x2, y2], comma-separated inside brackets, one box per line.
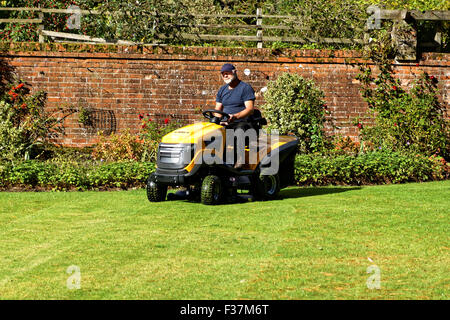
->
[0, 160, 156, 190]
[91, 115, 183, 162]
[327, 136, 362, 157]
[261, 72, 328, 153]
[1, 151, 447, 191]
[91, 129, 145, 162]
[0, 82, 61, 161]
[356, 53, 450, 160]
[294, 151, 449, 186]
[138, 114, 182, 162]
[42, 145, 94, 162]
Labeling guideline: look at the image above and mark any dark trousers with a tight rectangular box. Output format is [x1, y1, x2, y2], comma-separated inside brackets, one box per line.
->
[226, 121, 254, 166]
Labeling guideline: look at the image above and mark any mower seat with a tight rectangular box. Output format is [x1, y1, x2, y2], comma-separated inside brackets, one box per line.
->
[247, 109, 267, 130]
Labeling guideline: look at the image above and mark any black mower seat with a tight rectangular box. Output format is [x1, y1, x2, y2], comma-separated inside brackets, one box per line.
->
[247, 109, 267, 130]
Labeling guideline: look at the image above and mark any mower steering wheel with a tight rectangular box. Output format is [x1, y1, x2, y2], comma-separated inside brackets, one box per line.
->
[202, 109, 230, 123]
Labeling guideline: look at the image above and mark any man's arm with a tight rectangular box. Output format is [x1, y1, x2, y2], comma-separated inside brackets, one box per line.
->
[229, 100, 254, 122]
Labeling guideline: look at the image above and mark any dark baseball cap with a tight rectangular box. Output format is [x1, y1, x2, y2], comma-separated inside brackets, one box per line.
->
[220, 63, 236, 72]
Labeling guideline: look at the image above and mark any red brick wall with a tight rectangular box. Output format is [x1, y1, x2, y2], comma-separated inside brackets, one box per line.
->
[1, 44, 449, 147]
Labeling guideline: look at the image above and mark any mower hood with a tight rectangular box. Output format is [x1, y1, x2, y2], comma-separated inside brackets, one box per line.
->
[161, 122, 224, 144]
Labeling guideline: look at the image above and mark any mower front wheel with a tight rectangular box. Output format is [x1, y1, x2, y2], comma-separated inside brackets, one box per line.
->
[147, 175, 167, 202]
[201, 175, 223, 205]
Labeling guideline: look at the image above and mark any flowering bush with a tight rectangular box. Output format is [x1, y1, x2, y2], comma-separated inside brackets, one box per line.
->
[139, 114, 178, 140]
[356, 65, 450, 160]
[328, 136, 362, 156]
[91, 114, 182, 162]
[139, 114, 182, 161]
[91, 129, 144, 162]
[0, 81, 61, 161]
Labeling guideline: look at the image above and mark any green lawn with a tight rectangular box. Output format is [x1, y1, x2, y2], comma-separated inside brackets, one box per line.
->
[0, 181, 449, 300]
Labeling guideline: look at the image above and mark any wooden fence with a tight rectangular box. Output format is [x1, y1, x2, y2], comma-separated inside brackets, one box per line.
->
[0, 6, 449, 59]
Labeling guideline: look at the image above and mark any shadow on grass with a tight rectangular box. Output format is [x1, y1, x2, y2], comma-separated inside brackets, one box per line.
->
[166, 186, 362, 205]
[279, 186, 362, 199]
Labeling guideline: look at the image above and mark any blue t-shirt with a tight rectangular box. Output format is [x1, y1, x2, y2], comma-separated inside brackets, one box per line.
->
[216, 81, 255, 120]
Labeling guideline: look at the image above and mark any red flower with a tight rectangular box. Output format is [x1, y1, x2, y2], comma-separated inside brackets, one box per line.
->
[322, 104, 327, 109]
[415, 63, 419, 67]
[148, 118, 152, 122]
[141, 124, 147, 129]
[429, 75, 435, 80]
[164, 118, 169, 124]
[20, 103, 27, 109]
[394, 123, 397, 127]
[357, 123, 363, 129]
[138, 114, 143, 120]
[392, 86, 397, 90]
[16, 83, 24, 90]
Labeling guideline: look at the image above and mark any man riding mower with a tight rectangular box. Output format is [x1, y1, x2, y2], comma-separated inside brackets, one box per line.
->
[146, 109, 299, 205]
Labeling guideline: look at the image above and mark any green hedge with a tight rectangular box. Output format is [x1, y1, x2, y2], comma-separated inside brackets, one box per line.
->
[0, 161, 156, 190]
[0, 151, 448, 190]
[294, 151, 449, 186]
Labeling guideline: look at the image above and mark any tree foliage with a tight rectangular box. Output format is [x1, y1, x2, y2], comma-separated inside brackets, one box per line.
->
[1, 0, 448, 48]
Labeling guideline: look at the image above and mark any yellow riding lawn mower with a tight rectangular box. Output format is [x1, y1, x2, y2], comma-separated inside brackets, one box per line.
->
[146, 109, 299, 204]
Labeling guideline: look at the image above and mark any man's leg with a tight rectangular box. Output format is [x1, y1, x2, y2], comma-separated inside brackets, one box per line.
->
[231, 122, 252, 169]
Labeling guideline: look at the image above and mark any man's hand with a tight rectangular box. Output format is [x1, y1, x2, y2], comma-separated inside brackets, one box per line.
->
[214, 102, 224, 118]
[220, 114, 235, 126]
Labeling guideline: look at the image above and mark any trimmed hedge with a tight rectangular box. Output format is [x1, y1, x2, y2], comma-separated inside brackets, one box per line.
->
[0, 161, 156, 190]
[295, 151, 449, 186]
[0, 151, 448, 190]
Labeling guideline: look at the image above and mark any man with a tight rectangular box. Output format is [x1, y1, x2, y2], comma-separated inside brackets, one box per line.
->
[215, 63, 255, 125]
[215, 63, 256, 168]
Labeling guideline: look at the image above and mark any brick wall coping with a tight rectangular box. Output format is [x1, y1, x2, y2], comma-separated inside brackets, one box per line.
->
[1, 42, 448, 67]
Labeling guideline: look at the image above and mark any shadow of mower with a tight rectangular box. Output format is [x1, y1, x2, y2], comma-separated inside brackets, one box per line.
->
[279, 186, 362, 199]
[167, 185, 361, 204]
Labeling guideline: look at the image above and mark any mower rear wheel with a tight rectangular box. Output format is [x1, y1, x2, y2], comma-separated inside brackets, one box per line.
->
[147, 176, 167, 202]
[253, 173, 280, 201]
[201, 175, 223, 205]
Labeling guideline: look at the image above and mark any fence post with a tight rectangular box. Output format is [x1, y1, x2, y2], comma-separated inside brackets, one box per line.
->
[363, 25, 370, 47]
[434, 21, 442, 52]
[256, 8, 263, 48]
[391, 10, 417, 61]
[38, 8, 44, 43]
